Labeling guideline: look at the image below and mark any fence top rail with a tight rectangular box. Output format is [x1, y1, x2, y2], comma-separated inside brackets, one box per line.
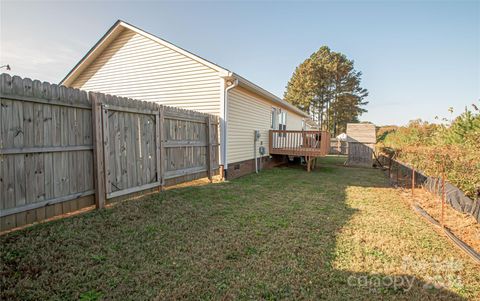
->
[102, 103, 159, 115]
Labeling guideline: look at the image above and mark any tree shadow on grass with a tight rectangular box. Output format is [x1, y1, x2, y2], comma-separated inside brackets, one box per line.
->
[0, 157, 475, 300]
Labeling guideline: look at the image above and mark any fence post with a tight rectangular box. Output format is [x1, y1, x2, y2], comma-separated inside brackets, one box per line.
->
[388, 157, 392, 180]
[411, 168, 415, 196]
[90, 92, 106, 209]
[441, 171, 446, 227]
[159, 106, 165, 190]
[206, 116, 212, 182]
[155, 107, 161, 191]
[396, 161, 400, 186]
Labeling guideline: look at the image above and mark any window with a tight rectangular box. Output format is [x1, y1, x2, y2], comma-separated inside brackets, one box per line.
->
[278, 111, 287, 131]
[278, 110, 287, 137]
[271, 107, 277, 129]
[271, 108, 286, 136]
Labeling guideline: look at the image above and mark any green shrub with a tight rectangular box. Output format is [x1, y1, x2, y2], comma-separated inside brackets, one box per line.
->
[379, 102, 480, 199]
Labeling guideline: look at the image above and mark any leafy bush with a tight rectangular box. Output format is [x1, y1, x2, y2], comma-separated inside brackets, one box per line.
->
[379, 102, 480, 199]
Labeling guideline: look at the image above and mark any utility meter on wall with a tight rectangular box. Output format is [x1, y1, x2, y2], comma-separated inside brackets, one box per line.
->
[254, 130, 261, 141]
[259, 146, 266, 155]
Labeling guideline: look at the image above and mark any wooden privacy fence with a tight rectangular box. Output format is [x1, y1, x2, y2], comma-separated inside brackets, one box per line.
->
[329, 138, 348, 155]
[0, 74, 219, 231]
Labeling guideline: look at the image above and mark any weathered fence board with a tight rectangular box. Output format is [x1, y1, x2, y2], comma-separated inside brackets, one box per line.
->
[329, 138, 348, 155]
[0, 74, 219, 231]
[101, 97, 162, 199]
[0, 76, 97, 230]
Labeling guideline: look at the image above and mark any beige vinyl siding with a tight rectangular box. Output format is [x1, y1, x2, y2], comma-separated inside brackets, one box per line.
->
[71, 29, 222, 115]
[227, 87, 305, 164]
[286, 111, 304, 131]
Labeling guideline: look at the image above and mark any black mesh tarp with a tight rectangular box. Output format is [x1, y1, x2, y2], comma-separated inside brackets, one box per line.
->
[379, 155, 480, 223]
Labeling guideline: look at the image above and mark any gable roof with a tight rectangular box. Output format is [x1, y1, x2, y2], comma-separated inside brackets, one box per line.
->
[60, 20, 309, 118]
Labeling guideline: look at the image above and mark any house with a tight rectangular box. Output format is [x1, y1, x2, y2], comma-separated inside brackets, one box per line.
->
[60, 20, 317, 179]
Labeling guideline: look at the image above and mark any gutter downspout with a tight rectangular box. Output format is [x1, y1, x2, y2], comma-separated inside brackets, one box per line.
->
[254, 132, 258, 174]
[222, 77, 238, 178]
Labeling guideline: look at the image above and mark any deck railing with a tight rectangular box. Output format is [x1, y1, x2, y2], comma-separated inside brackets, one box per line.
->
[268, 130, 331, 157]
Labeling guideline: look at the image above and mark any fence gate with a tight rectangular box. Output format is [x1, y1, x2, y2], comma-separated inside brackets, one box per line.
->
[101, 104, 162, 199]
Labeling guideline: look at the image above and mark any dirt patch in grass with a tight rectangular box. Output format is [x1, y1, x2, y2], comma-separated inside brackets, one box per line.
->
[1, 156, 479, 300]
[383, 163, 479, 255]
[402, 188, 480, 254]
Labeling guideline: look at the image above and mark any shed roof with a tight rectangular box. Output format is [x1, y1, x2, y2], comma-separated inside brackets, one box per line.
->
[346, 123, 376, 144]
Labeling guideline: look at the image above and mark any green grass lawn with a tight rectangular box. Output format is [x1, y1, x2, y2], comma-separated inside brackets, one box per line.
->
[1, 156, 479, 300]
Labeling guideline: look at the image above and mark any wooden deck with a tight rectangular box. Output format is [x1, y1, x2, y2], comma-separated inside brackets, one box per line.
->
[269, 130, 331, 171]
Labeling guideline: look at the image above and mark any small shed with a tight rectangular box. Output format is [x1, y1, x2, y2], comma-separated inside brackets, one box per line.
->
[346, 123, 376, 167]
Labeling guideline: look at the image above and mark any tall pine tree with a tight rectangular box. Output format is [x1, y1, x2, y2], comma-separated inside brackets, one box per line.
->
[284, 46, 368, 135]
